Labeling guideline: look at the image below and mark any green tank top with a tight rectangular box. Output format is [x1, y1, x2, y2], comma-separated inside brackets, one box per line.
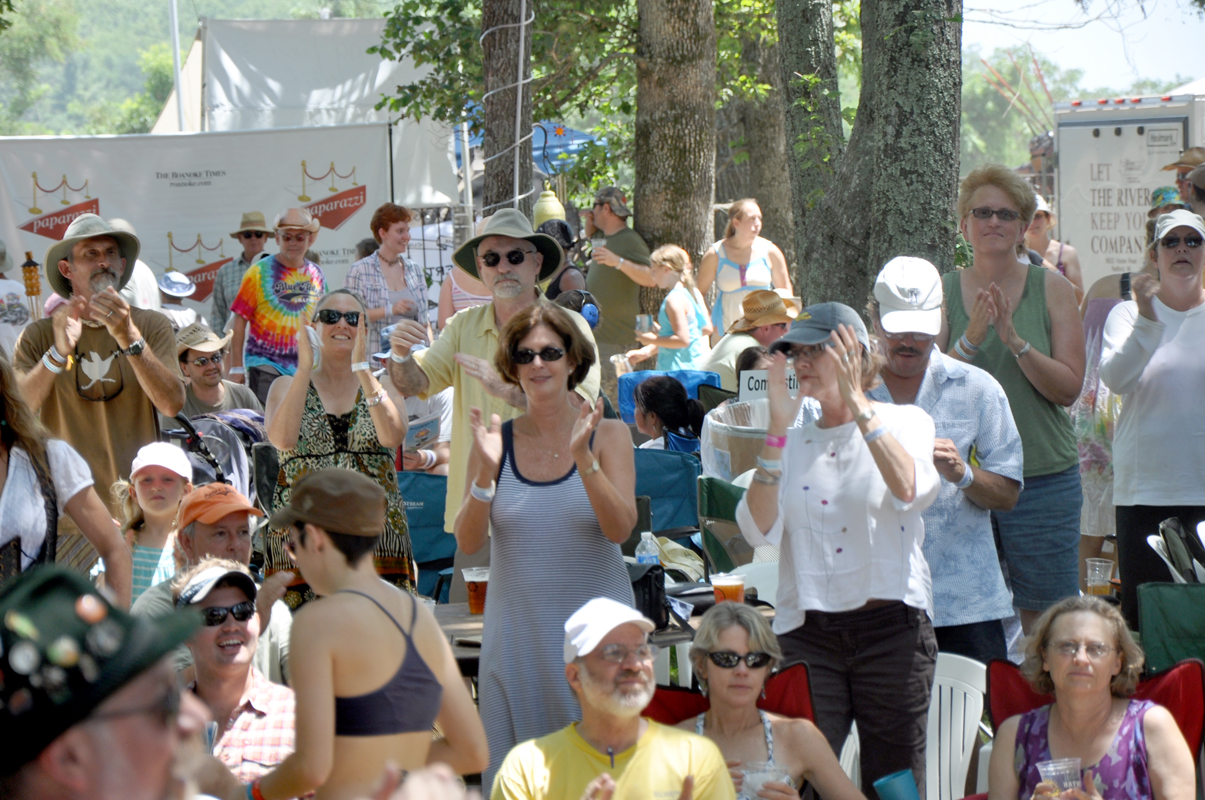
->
[944, 265, 1077, 478]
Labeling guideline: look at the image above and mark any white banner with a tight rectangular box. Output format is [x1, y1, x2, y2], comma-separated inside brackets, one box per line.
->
[737, 368, 799, 402]
[0, 123, 393, 315]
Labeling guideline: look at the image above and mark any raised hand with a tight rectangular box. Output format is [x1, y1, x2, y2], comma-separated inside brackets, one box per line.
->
[89, 287, 137, 347]
[570, 398, 604, 460]
[580, 773, 615, 800]
[965, 288, 996, 347]
[256, 570, 293, 631]
[352, 310, 369, 364]
[389, 319, 428, 360]
[824, 324, 868, 413]
[454, 353, 511, 400]
[52, 297, 85, 355]
[987, 282, 1020, 350]
[932, 437, 967, 485]
[766, 350, 806, 433]
[469, 408, 503, 480]
[296, 320, 316, 372]
[1131, 272, 1160, 322]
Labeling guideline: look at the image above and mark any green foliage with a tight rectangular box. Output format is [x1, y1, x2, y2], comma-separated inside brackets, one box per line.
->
[83, 43, 177, 134]
[0, 0, 79, 134]
[0, 0, 15, 32]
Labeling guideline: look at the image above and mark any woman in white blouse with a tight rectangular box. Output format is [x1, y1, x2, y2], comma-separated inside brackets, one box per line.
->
[737, 302, 939, 796]
[1099, 208, 1205, 631]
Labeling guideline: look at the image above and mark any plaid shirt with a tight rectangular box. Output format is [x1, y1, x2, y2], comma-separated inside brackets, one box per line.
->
[208, 669, 296, 785]
[211, 252, 263, 333]
[344, 252, 428, 350]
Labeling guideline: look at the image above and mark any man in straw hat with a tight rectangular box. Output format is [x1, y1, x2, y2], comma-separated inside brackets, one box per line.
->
[212, 211, 273, 333]
[227, 208, 326, 405]
[157, 322, 263, 431]
[0, 237, 32, 360]
[14, 213, 185, 519]
[388, 209, 600, 537]
[1162, 146, 1205, 205]
[699, 289, 796, 391]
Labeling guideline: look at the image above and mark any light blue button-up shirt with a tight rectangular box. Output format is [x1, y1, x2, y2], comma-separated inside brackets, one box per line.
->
[868, 350, 1024, 627]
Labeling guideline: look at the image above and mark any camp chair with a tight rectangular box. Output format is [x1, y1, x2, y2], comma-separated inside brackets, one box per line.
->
[969, 658, 1205, 798]
[665, 430, 701, 454]
[926, 654, 986, 800]
[697, 476, 753, 578]
[634, 449, 702, 534]
[698, 384, 737, 413]
[617, 369, 721, 423]
[644, 663, 817, 724]
[1139, 583, 1205, 673]
[396, 472, 455, 601]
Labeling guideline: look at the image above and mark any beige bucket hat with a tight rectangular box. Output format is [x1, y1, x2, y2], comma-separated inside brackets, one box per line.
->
[230, 211, 273, 238]
[452, 208, 563, 281]
[43, 213, 139, 298]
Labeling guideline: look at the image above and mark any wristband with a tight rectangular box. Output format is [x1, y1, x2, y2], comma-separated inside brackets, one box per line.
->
[390, 351, 412, 364]
[42, 353, 64, 374]
[756, 457, 783, 474]
[752, 470, 780, 485]
[953, 339, 974, 361]
[48, 344, 67, 364]
[955, 464, 975, 489]
[229, 366, 245, 375]
[764, 434, 787, 449]
[422, 449, 437, 470]
[352, 361, 371, 372]
[958, 333, 980, 353]
[1014, 341, 1032, 359]
[863, 426, 888, 444]
[469, 480, 496, 503]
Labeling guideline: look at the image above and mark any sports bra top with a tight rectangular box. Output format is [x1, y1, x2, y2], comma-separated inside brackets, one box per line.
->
[333, 590, 443, 736]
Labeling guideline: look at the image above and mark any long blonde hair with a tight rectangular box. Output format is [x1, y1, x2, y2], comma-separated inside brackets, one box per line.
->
[724, 199, 760, 238]
[651, 244, 698, 293]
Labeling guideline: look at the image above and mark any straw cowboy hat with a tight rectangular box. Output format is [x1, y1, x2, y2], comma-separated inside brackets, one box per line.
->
[452, 208, 563, 281]
[728, 289, 799, 334]
[273, 208, 320, 233]
[230, 211, 273, 238]
[43, 213, 139, 298]
[175, 322, 233, 356]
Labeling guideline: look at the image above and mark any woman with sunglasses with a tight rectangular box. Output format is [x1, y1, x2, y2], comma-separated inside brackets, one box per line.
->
[939, 164, 1086, 635]
[739, 302, 940, 795]
[1099, 208, 1205, 630]
[455, 301, 637, 793]
[988, 596, 1193, 800]
[681, 603, 865, 800]
[263, 289, 414, 607]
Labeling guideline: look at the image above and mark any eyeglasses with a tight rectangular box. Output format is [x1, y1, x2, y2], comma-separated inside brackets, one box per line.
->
[189, 352, 224, 367]
[882, 330, 935, 343]
[200, 601, 256, 627]
[479, 249, 533, 268]
[315, 309, 361, 326]
[278, 232, 310, 243]
[708, 650, 773, 669]
[1160, 235, 1204, 249]
[91, 684, 181, 728]
[969, 207, 1020, 222]
[513, 346, 565, 364]
[1047, 641, 1114, 659]
[596, 643, 660, 664]
[788, 343, 830, 360]
[240, 232, 266, 240]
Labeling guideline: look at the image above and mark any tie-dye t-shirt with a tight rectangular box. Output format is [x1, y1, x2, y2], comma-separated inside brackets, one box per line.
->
[231, 256, 326, 374]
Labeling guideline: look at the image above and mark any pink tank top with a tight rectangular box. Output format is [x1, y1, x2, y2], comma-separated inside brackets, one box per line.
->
[450, 275, 491, 312]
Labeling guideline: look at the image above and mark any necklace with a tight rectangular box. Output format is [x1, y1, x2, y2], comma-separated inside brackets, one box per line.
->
[379, 251, 401, 267]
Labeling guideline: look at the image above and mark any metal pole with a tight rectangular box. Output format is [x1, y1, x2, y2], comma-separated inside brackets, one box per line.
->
[511, 0, 525, 208]
[169, 0, 185, 131]
[461, 122, 475, 213]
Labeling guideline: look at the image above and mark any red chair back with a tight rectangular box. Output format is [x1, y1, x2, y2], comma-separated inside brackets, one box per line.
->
[645, 663, 817, 725]
[986, 658, 1205, 763]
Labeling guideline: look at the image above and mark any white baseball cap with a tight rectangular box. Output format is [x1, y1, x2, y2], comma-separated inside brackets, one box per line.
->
[1154, 208, 1205, 242]
[130, 442, 194, 482]
[873, 256, 943, 336]
[563, 597, 655, 663]
[1034, 194, 1052, 215]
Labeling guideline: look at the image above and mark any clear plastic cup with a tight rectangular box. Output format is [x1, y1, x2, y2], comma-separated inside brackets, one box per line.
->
[1086, 558, 1114, 595]
[609, 353, 633, 377]
[462, 567, 489, 614]
[635, 314, 654, 333]
[712, 574, 745, 604]
[740, 761, 792, 799]
[1036, 758, 1082, 793]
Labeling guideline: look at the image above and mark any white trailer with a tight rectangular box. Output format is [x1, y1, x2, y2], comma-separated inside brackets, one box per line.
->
[1054, 92, 1205, 290]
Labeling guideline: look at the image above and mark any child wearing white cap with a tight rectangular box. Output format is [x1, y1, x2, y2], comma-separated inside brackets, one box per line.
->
[113, 442, 195, 601]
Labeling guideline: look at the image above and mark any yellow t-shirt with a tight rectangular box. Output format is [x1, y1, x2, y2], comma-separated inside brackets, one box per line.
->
[491, 720, 735, 800]
[416, 299, 600, 532]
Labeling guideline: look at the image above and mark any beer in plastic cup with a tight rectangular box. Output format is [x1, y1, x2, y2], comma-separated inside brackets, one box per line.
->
[462, 567, 489, 614]
[1086, 558, 1114, 595]
[712, 574, 745, 604]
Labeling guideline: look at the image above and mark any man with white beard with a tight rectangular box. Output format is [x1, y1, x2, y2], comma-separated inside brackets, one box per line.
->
[15, 214, 184, 519]
[491, 598, 735, 800]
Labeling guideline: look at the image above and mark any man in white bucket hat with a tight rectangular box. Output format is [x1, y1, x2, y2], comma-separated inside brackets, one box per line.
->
[14, 213, 185, 519]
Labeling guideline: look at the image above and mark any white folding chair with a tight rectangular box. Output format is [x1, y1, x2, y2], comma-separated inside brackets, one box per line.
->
[1148, 534, 1190, 584]
[926, 653, 986, 800]
[653, 643, 693, 688]
[839, 723, 861, 789]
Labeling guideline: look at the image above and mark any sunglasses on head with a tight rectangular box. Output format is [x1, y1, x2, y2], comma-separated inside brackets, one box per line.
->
[1160, 234, 1204, 249]
[189, 352, 224, 367]
[201, 600, 255, 627]
[969, 207, 1020, 221]
[479, 249, 533, 267]
[708, 650, 773, 669]
[513, 346, 565, 365]
[240, 231, 266, 240]
[315, 309, 361, 326]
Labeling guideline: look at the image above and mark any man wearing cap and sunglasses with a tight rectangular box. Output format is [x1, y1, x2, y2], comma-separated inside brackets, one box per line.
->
[700, 289, 797, 392]
[492, 597, 734, 800]
[14, 213, 185, 520]
[212, 211, 273, 334]
[388, 209, 600, 538]
[866, 257, 1024, 665]
[158, 322, 263, 431]
[1162, 146, 1205, 206]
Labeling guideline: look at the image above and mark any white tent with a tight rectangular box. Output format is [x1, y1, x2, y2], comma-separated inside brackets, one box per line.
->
[1170, 76, 1205, 96]
[153, 18, 458, 207]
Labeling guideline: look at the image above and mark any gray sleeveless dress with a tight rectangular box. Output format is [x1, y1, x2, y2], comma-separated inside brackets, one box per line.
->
[479, 421, 635, 793]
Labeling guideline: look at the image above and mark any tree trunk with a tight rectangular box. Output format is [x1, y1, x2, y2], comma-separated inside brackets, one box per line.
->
[634, 0, 716, 314]
[481, 0, 534, 217]
[777, 0, 844, 286]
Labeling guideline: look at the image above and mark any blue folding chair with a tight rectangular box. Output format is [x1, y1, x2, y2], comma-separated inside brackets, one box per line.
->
[634, 449, 702, 533]
[617, 369, 721, 423]
[396, 472, 455, 602]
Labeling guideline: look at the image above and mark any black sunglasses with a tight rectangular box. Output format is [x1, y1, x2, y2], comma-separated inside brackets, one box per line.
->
[189, 352, 224, 367]
[240, 231, 267, 240]
[708, 650, 773, 669]
[201, 601, 256, 627]
[315, 309, 361, 326]
[480, 249, 533, 267]
[970, 207, 1020, 221]
[1160, 235, 1204, 249]
[513, 346, 565, 365]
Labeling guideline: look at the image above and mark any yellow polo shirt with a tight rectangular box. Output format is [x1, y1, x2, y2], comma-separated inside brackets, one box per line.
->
[416, 300, 600, 532]
[492, 720, 736, 800]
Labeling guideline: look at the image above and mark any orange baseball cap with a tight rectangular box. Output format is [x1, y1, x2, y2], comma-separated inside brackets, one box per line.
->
[178, 483, 263, 530]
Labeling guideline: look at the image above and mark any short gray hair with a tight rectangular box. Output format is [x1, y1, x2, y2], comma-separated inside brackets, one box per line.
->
[689, 603, 783, 693]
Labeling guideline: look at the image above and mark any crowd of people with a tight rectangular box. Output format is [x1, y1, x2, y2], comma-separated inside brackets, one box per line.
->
[0, 155, 1203, 800]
